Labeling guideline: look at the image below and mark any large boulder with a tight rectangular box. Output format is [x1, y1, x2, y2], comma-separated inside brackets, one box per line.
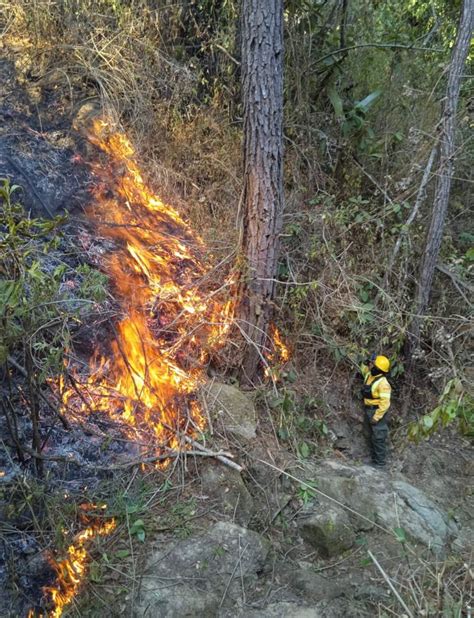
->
[135, 522, 269, 616]
[301, 461, 457, 553]
[202, 382, 257, 441]
[298, 504, 356, 557]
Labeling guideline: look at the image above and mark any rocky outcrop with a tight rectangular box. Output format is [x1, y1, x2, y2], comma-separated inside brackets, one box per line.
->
[299, 460, 457, 554]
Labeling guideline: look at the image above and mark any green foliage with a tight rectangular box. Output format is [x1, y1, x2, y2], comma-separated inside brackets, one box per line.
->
[408, 379, 473, 442]
[328, 87, 382, 152]
[298, 480, 318, 504]
[267, 386, 329, 459]
[0, 178, 108, 373]
[129, 518, 146, 542]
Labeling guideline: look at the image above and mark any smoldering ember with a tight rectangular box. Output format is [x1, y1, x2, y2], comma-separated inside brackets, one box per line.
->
[0, 2, 473, 618]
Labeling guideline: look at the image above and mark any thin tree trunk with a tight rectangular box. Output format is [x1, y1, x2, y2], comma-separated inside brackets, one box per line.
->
[408, 0, 472, 351]
[384, 145, 437, 288]
[25, 346, 43, 476]
[237, 0, 284, 383]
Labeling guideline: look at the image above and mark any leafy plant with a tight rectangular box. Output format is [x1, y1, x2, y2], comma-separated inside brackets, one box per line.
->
[298, 481, 318, 505]
[408, 378, 473, 442]
[129, 518, 146, 542]
[0, 179, 109, 471]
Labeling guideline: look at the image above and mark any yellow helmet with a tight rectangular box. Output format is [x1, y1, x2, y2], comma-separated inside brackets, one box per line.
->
[374, 355, 390, 373]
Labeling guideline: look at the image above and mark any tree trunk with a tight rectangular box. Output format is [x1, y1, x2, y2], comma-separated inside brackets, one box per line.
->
[408, 0, 472, 351]
[237, 0, 284, 383]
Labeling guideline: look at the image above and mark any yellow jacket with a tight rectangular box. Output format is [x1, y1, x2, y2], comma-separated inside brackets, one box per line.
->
[361, 363, 391, 422]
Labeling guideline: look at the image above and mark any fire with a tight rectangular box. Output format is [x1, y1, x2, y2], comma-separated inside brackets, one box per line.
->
[60, 119, 234, 452]
[27, 505, 115, 618]
[46, 506, 116, 617]
[264, 325, 290, 380]
[272, 326, 290, 363]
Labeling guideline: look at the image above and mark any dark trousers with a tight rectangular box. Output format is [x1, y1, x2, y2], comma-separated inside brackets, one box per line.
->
[364, 408, 389, 466]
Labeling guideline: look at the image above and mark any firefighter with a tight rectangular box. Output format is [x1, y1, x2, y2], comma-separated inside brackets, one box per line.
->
[361, 354, 391, 468]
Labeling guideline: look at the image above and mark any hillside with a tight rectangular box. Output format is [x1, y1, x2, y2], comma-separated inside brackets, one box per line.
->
[0, 2, 472, 617]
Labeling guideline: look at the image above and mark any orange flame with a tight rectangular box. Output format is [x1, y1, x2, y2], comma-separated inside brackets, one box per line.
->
[264, 325, 290, 380]
[59, 119, 234, 450]
[30, 120, 235, 617]
[272, 326, 290, 363]
[28, 505, 115, 618]
[45, 508, 116, 617]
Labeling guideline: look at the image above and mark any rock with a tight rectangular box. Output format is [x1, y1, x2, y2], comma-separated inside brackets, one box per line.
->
[136, 583, 219, 618]
[136, 522, 269, 616]
[203, 382, 257, 441]
[299, 504, 356, 557]
[200, 463, 255, 526]
[310, 461, 456, 551]
[353, 583, 390, 603]
[286, 569, 343, 601]
[235, 599, 369, 618]
[242, 603, 324, 618]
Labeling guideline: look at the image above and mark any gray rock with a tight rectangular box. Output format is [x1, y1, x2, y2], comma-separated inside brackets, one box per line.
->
[237, 599, 369, 618]
[200, 464, 255, 526]
[242, 603, 324, 617]
[299, 504, 356, 557]
[133, 583, 219, 618]
[136, 522, 269, 616]
[286, 569, 344, 601]
[203, 382, 257, 441]
[309, 460, 456, 552]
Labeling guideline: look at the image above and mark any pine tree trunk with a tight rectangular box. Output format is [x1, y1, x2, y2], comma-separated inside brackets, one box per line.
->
[408, 0, 473, 351]
[237, 0, 284, 383]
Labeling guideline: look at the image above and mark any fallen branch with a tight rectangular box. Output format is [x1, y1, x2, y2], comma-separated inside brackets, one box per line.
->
[91, 448, 237, 470]
[368, 550, 414, 618]
[183, 434, 243, 472]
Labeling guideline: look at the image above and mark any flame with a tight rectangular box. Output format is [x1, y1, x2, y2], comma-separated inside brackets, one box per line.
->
[59, 119, 234, 451]
[45, 506, 116, 617]
[272, 326, 290, 363]
[264, 325, 290, 380]
[27, 505, 115, 618]
[30, 120, 237, 617]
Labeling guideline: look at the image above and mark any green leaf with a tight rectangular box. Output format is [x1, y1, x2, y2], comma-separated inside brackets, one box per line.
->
[422, 415, 434, 430]
[355, 90, 382, 114]
[298, 441, 310, 459]
[394, 527, 406, 543]
[130, 518, 145, 540]
[115, 549, 131, 559]
[328, 87, 344, 119]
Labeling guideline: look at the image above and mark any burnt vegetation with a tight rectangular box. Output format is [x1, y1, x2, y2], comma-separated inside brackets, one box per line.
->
[0, 1, 473, 616]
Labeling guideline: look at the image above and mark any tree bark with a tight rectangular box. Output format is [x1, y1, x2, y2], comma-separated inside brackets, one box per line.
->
[237, 0, 284, 383]
[408, 0, 472, 351]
